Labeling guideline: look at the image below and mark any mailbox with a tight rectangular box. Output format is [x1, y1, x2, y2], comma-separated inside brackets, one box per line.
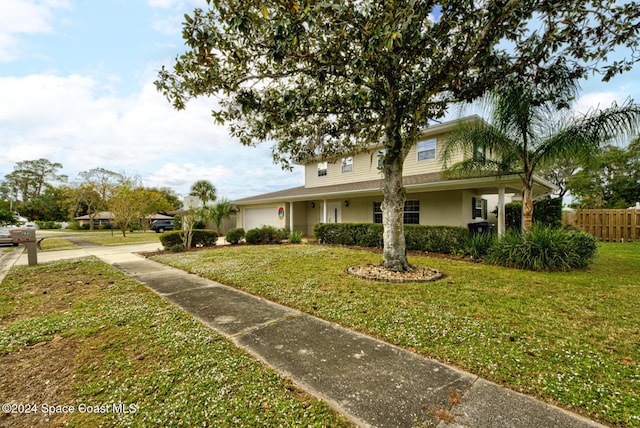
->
[10, 228, 38, 266]
[10, 228, 36, 243]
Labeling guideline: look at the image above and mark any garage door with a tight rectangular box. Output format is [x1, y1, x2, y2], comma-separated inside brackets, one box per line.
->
[244, 206, 283, 230]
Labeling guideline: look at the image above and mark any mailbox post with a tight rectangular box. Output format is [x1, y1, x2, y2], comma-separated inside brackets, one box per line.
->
[11, 229, 38, 266]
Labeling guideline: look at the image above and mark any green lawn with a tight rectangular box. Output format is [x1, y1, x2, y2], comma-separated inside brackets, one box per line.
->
[152, 242, 640, 427]
[80, 230, 161, 246]
[0, 259, 351, 427]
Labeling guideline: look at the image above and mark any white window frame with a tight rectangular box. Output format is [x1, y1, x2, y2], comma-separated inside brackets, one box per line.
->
[317, 162, 328, 177]
[417, 139, 436, 161]
[341, 156, 353, 173]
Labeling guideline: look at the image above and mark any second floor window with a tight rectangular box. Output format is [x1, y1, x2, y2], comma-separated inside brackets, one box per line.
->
[318, 162, 328, 177]
[342, 157, 353, 173]
[417, 139, 436, 161]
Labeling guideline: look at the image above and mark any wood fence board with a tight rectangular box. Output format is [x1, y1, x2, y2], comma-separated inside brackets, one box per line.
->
[570, 209, 640, 242]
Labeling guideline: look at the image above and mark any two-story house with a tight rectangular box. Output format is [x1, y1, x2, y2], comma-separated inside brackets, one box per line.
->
[233, 116, 556, 236]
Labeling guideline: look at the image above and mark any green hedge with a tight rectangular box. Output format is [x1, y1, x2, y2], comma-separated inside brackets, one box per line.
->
[314, 223, 469, 254]
[159, 229, 218, 249]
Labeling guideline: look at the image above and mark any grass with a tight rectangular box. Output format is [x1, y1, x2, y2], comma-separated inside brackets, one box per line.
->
[0, 258, 351, 427]
[151, 242, 640, 427]
[38, 237, 77, 251]
[80, 230, 161, 246]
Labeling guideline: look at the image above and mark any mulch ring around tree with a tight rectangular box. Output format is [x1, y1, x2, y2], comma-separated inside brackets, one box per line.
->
[347, 264, 443, 283]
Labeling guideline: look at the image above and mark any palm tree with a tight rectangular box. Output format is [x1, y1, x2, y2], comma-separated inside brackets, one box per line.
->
[442, 73, 640, 231]
[199, 199, 233, 235]
[189, 180, 217, 207]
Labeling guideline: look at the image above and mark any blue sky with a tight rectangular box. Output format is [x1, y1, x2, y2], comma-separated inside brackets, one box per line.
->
[1, 0, 639, 201]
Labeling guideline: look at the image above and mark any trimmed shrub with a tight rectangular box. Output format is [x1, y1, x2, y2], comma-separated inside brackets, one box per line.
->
[245, 225, 288, 244]
[289, 230, 304, 244]
[404, 225, 469, 253]
[463, 232, 496, 260]
[486, 224, 597, 271]
[169, 243, 185, 253]
[225, 227, 245, 244]
[159, 229, 218, 249]
[314, 223, 469, 254]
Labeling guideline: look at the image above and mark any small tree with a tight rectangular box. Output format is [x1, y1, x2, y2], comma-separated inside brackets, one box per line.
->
[200, 199, 233, 235]
[180, 209, 196, 249]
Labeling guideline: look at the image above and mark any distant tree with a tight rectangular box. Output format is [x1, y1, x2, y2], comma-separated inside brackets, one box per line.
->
[147, 186, 182, 211]
[442, 73, 640, 230]
[189, 180, 217, 207]
[74, 168, 122, 230]
[539, 154, 583, 199]
[78, 168, 121, 202]
[21, 186, 68, 221]
[108, 178, 175, 236]
[3, 158, 67, 209]
[157, 0, 640, 271]
[568, 138, 640, 208]
[0, 210, 17, 226]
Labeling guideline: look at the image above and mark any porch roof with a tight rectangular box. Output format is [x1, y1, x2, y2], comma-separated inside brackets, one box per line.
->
[233, 172, 556, 205]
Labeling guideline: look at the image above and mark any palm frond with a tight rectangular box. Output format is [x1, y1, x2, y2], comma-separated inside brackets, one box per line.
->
[533, 99, 640, 167]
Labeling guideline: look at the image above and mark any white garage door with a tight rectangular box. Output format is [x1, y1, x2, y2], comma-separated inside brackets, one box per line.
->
[244, 206, 283, 230]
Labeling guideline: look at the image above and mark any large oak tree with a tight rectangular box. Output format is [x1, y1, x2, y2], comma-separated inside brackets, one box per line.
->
[156, 0, 640, 271]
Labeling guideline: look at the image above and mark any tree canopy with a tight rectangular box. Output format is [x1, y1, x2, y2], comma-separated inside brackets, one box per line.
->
[156, 0, 640, 270]
[567, 137, 640, 208]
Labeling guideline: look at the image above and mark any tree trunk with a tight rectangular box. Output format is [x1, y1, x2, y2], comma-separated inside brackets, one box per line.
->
[522, 180, 534, 231]
[381, 149, 412, 272]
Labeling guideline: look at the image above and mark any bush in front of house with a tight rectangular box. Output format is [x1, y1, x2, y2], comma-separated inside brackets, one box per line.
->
[463, 232, 496, 260]
[225, 227, 245, 244]
[313, 223, 469, 254]
[159, 230, 218, 249]
[289, 230, 304, 243]
[314, 223, 384, 247]
[245, 225, 288, 244]
[404, 225, 469, 253]
[485, 224, 597, 271]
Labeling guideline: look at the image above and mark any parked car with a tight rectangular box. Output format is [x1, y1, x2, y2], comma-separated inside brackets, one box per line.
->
[150, 219, 175, 233]
[0, 227, 18, 246]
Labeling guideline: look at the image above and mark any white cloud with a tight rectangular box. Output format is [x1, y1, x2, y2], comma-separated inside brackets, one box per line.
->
[0, 0, 70, 61]
[0, 72, 303, 200]
[572, 91, 627, 115]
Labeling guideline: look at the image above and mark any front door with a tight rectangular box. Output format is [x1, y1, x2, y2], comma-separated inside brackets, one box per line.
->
[326, 202, 341, 223]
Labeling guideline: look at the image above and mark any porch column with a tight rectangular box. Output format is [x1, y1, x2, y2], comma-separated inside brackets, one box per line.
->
[323, 199, 328, 223]
[498, 186, 506, 236]
[289, 201, 294, 231]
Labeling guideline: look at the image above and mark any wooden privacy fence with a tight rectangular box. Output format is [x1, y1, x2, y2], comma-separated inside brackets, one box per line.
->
[566, 209, 640, 242]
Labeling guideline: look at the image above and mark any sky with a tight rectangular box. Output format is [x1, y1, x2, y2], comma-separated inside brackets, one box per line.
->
[1, 0, 639, 202]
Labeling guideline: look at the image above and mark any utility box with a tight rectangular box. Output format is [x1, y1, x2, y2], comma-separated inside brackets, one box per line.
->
[10, 228, 38, 266]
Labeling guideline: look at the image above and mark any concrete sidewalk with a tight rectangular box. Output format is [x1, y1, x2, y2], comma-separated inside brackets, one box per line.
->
[5, 245, 604, 427]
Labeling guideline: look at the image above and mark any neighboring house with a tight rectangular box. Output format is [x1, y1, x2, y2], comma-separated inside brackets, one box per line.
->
[75, 212, 174, 228]
[75, 211, 115, 227]
[233, 116, 556, 236]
